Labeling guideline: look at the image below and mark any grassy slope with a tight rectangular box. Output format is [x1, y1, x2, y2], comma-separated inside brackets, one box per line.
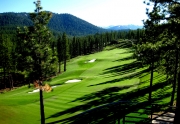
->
[0, 46, 172, 124]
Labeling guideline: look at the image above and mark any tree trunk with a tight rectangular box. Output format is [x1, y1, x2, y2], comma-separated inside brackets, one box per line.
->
[64, 59, 66, 72]
[174, 72, 180, 124]
[9, 74, 13, 90]
[170, 49, 178, 106]
[28, 81, 31, 88]
[39, 81, 45, 124]
[3, 66, 6, 89]
[58, 61, 61, 73]
[149, 56, 154, 102]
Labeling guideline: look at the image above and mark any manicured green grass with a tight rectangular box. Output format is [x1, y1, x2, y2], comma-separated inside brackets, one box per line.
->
[0, 47, 172, 124]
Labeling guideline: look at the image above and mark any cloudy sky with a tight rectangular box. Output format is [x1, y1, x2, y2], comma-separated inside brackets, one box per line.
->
[0, 0, 151, 27]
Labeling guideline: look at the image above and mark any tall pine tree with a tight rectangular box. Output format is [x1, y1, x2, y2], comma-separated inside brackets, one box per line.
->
[17, 0, 57, 123]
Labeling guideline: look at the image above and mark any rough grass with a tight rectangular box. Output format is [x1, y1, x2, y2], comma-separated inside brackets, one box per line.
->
[0, 46, 172, 124]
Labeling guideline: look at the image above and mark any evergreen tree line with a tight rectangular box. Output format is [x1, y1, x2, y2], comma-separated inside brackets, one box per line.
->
[133, 0, 180, 123]
[0, 28, 143, 90]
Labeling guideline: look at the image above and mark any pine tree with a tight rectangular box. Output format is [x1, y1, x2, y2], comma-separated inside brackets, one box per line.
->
[142, 1, 180, 123]
[0, 34, 14, 89]
[17, 0, 57, 123]
[17, 0, 57, 80]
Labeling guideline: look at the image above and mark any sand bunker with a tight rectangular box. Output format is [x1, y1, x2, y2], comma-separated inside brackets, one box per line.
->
[28, 89, 40, 93]
[89, 59, 96, 63]
[85, 59, 96, 63]
[51, 85, 58, 88]
[28, 85, 59, 93]
[65, 79, 81, 83]
[28, 79, 81, 93]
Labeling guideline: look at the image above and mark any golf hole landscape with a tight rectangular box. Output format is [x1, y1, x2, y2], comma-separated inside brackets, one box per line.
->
[0, 42, 173, 124]
[1, 0, 180, 123]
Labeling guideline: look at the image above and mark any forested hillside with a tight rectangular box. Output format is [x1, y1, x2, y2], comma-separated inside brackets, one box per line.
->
[0, 13, 32, 35]
[0, 12, 106, 36]
[48, 13, 106, 36]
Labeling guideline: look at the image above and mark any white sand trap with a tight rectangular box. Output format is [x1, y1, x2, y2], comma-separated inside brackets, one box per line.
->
[88, 59, 96, 63]
[51, 85, 57, 88]
[84, 59, 96, 63]
[28, 89, 40, 93]
[65, 79, 81, 83]
[28, 85, 59, 93]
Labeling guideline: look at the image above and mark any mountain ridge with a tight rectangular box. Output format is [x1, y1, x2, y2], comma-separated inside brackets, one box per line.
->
[48, 13, 106, 36]
[0, 12, 142, 36]
[0, 12, 107, 36]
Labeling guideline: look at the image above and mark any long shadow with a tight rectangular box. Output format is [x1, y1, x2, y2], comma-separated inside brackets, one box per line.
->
[106, 40, 134, 54]
[98, 60, 146, 78]
[103, 60, 142, 75]
[46, 78, 171, 124]
[89, 58, 163, 87]
[71, 85, 134, 103]
[118, 40, 133, 49]
[74, 75, 166, 104]
[114, 48, 134, 54]
[113, 53, 134, 62]
[47, 101, 153, 124]
[45, 86, 133, 120]
[105, 40, 133, 51]
[89, 67, 150, 87]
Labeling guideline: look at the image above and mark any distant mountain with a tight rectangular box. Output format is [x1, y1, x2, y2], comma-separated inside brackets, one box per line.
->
[48, 13, 106, 36]
[0, 12, 106, 36]
[103, 25, 115, 29]
[105, 25, 143, 30]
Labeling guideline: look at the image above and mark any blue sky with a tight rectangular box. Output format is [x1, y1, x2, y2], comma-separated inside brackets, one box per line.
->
[0, 0, 151, 27]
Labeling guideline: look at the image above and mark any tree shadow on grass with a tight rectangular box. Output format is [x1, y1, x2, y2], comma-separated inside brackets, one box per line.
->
[46, 44, 169, 123]
[46, 78, 171, 124]
[104, 60, 142, 75]
[113, 53, 134, 62]
[102, 60, 145, 77]
[71, 85, 134, 103]
[89, 58, 164, 87]
[89, 66, 150, 87]
[105, 39, 133, 51]
[117, 40, 133, 49]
